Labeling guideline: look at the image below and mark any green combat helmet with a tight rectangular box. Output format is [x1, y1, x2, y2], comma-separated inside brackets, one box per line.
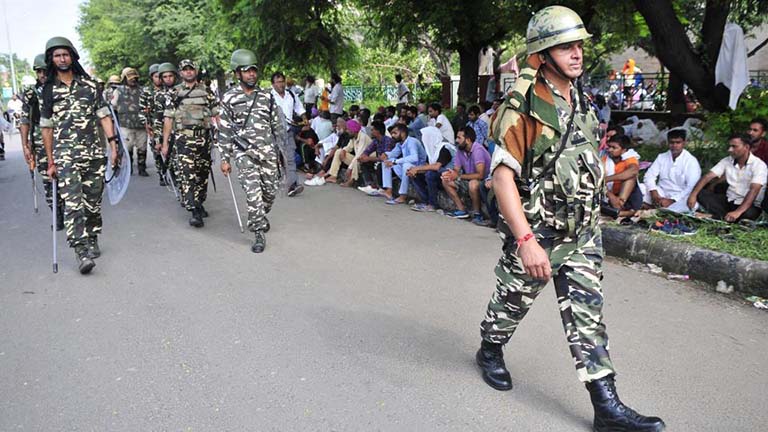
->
[157, 62, 177, 75]
[149, 63, 160, 76]
[526, 6, 592, 55]
[230, 49, 258, 72]
[33, 53, 46, 71]
[44, 36, 79, 60]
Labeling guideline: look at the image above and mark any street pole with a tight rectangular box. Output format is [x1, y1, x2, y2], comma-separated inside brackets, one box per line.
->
[2, 0, 18, 95]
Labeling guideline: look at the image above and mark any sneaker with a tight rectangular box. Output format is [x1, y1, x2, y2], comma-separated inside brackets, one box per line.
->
[446, 210, 470, 219]
[651, 219, 677, 236]
[472, 213, 488, 226]
[304, 176, 326, 186]
[366, 189, 382, 197]
[411, 203, 436, 212]
[287, 184, 304, 197]
[357, 185, 375, 194]
[672, 219, 697, 236]
[385, 198, 405, 205]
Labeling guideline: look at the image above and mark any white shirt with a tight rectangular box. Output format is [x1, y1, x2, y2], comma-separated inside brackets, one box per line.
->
[304, 85, 319, 104]
[710, 153, 767, 206]
[7, 98, 23, 113]
[329, 83, 344, 115]
[311, 117, 333, 141]
[271, 88, 305, 128]
[397, 82, 410, 104]
[644, 149, 701, 202]
[428, 113, 455, 143]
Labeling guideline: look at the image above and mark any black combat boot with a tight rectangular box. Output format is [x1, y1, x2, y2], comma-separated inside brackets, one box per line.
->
[475, 340, 513, 391]
[75, 246, 95, 275]
[587, 374, 665, 432]
[189, 208, 204, 228]
[86, 237, 101, 259]
[199, 205, 209, 218]
[138, 165, 149, 177]
[159, 176, 167, 186]
[251, 231, 266, 253]
[264, 217, 270, 233]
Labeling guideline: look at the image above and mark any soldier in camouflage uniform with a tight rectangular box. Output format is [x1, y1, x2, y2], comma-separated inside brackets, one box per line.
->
[104, 75, 121, 105]
[40, 36, 118, 275]
[218, 49, 284, 253]
[143, 63, 165, 185]
[476, 7, 665, 432]
[20, 53, 64, 230]
[161, 59, 220, 227]
[112, 67, 149, 176]
[154, 63, 179, 189]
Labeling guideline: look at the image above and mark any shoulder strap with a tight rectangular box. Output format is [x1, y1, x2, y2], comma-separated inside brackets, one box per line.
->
[530, 89, 577, 182]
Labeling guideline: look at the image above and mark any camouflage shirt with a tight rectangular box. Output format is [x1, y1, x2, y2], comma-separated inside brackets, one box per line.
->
[217, 85, 285, 163]
[19, 84, 42, 127]
[151, 87, 173, 131]
[40, 75, 111, 157]
[163, 81, 220, 130]
[111, 84, 147, 129]
[491, 60, 603, 238]
[141, 85, 161, 129]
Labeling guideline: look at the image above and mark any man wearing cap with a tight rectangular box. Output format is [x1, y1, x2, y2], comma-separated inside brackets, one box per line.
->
[40, 36, 118, 274]
[476, 7, 665, 432]
[217, 49, 284, 253]
[161, 59, 220, 227]
[326, 119, 371, 186]
[20, 53, 64, 229]
[112, 67, 149, 176]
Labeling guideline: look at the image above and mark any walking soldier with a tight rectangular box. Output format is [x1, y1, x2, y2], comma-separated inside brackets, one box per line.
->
[111, 67, 149, 176]
[476, 7, 665, 432]
[217, 49, 284, 253]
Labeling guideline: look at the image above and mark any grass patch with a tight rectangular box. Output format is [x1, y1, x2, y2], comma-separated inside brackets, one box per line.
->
[642, 217, 768, 261]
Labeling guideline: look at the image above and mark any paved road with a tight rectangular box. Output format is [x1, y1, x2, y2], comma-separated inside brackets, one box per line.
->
[1, 132, 766, 431]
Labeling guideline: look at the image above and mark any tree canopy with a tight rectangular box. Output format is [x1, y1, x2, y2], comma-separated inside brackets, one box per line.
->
[78, 0, 767, 112]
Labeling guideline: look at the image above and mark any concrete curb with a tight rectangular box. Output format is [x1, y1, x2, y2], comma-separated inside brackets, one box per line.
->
[602, 225, 768, 297]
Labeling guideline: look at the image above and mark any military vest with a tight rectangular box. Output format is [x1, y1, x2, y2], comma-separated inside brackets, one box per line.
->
[115, 85, 144, 129]
[171, 83, 213, 129]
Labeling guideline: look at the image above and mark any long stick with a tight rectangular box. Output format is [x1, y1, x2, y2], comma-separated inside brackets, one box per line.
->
[31, 169, 38, 213]
[226, 173, 244, 233]
[161, 155, 179, 200]
[52, 179, 58, 274]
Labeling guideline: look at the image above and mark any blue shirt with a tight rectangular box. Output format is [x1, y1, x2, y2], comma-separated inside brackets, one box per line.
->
[467, 118, 488, 148]
[387, 136, 427, 166]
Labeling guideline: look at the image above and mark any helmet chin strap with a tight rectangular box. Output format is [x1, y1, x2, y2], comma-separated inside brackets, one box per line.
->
[542, 50, 587, 113]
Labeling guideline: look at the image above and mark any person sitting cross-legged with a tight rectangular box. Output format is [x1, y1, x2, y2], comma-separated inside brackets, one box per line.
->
[326, 119, 372, 187]
[688, 133, 767, 222]
[408, 126, 455, 212]
[642, 129, 701, 212]
[380, 123, 427, 204]
[441, 126, 491, 222]
[602, 134, 643, 218]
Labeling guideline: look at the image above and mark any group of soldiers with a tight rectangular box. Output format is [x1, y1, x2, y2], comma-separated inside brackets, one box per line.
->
[19, 36, 285, 275]
[16, 5, 669, 430]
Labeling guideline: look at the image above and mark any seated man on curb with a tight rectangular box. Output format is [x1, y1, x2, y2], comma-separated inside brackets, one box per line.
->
[326, 119, 372, 187]
[688, 133, 767, 222]
[408, 126, 455, 212]
[380, 123, 427, 204]
[643, 129, 701, 213]
[357, 120, 394, 194]
[305, 117, 348, 186]
[748, 117, 768, 165]
[441, 126, 491, 222]
[603, 134, 643, 217]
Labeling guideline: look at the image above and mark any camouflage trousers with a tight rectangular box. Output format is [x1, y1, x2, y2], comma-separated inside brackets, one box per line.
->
[175, 133, 211, 210]
[234, 151, 278, 232]
[31, 140, 63, 209]
[56, 155, 106, 248]
[149, 127, 167, 181]
[480, 227, 616, 383]
[121, 126, 148, 169]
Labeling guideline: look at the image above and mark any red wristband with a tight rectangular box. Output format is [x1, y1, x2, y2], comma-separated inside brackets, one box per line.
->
[516, 233, 535, 250]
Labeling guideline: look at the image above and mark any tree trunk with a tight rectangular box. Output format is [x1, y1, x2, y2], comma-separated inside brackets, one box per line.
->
[457, 45, 481, 103]
[633, 0, 729, 112]
[667, 72, 686, 117]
